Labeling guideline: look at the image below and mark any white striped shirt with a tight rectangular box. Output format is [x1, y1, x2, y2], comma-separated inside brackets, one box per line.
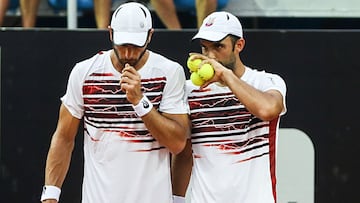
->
[187, 67, 286, 203]
[61, 50, 188, 203]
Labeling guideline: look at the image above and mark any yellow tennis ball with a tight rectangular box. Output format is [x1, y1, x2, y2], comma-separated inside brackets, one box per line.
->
[187, 57, 202, 72]
[190, 72, 205, 86]
[198, 63, 214, 81]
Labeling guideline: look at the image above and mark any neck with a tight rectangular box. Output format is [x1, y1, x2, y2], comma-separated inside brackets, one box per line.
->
[233, 58, 246, 78]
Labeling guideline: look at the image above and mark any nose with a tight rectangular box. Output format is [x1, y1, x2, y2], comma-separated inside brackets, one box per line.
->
[206, 50, 216, 59]
[123, 47, 130, 58]
[115, 44, 141, 60]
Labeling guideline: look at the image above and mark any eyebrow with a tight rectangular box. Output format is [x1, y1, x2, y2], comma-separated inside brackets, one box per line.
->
[200, 39, 225, 47]
[213, 41, 224, 46]
[201, 41, 225, 48]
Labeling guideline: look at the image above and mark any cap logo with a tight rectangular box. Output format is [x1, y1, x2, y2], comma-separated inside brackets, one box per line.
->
[205, 17, 215, 27]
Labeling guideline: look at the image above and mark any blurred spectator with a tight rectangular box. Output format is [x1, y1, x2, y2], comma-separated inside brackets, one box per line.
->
[49, 0, 113, 29]
[0, 0, 40, 27]
[1, 0, 113, 28]
[1, 0, 225, 29]
[20, 0, 40, 27]
[0, 0, 9, 26]
[195, 0, 217, 28]
[150, 0, 181, 29]
[93, 0, 111, 28]
[150, 0, 229, 29]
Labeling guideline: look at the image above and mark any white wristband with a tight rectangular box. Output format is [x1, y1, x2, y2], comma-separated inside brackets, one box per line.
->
[173, 195, 186, 203]
[132, 95, 153, 117]
[40, 185, 61, 202]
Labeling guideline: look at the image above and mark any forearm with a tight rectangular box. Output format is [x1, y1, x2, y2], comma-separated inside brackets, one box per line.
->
[45, 133, 75, 187]
[172, 139, 193, 196]
[224, 70, 283, 121]
[42, 104, 80, 202]
[121, 65, 189, 153]
[141, 109, 190, 154]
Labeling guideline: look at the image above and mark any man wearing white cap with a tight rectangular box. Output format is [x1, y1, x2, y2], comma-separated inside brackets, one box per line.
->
[172, 11, 287, 203]
[40, 2, 190, 203]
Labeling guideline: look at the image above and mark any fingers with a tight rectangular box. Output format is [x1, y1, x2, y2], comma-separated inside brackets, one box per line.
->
[188, 53, 205, 61]
[120, 64, 143, 104]
[188, 53, 216, 69]
[122, 63, 137, 75]
[120, 64, 139, 90]
[189, 53, 221, 88]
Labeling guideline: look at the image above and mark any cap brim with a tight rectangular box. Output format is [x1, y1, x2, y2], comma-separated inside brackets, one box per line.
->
[113, 31, 148, 47]
[192, 31, 228, 42]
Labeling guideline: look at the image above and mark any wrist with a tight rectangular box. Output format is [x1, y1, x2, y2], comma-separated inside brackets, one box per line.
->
[41, 185, 61, 202]
[132, 95, 153, 117]
[173, 195, 186, 203]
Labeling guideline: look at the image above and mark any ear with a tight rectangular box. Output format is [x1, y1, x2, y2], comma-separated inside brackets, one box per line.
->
[108, 26, 114, 42]
[147, 28, 155, 43]
[235, 38, 245, 52]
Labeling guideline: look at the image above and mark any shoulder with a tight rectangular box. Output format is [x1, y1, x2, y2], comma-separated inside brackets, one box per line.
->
[146, 51, 185, 79]
[149, 51, 183, 69]
[245, 66, 285, 82]
[74, 50, 109, 70]
[77, 50, 109, 66]
[244, 66, 286, 92]
[69, 50, 110, 80]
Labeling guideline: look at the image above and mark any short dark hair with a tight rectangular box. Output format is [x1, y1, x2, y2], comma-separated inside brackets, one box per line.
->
[228, 35, 241, 51]
[229, 35, 240, 45]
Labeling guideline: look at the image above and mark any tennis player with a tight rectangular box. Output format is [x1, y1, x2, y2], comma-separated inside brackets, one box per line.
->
[40, 2, 190, 203]
[172, 11, 287, 203]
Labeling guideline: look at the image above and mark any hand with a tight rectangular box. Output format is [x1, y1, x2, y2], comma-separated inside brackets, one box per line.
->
[120, 63, 143, 105]
[188, 53, 229, 88]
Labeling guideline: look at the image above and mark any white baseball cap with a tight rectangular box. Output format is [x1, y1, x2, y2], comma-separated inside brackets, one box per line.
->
[110, 2, 152, 47]
[192, 11, 243, 42]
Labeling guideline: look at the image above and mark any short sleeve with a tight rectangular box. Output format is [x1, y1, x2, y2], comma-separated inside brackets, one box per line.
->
[262, 73, 287, 115]
[61, 63, 85, 119]
[158, 64, 189, 114]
